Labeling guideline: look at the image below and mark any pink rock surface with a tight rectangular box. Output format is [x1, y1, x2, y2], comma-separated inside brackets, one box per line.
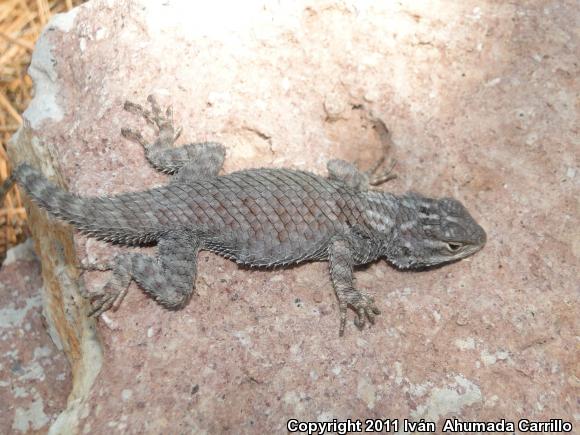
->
[0, 241, 71, 433]
[7, 0, 578, 433]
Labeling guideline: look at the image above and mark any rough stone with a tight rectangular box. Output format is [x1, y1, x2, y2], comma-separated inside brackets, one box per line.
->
[6, 0, 578, 433]
[0, 240, 71, 433]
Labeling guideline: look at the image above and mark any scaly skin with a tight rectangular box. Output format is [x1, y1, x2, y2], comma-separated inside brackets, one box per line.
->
[0, 95, 486, 335]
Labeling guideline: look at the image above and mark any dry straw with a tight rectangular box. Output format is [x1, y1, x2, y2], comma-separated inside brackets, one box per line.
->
[0, 0, 83, 258]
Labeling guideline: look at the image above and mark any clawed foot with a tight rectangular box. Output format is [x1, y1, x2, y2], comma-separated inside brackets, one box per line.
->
[78, 259, 113, 273]
[366, 155, 397, 186]
[121, 95, 182, 148]
[367, 117, 397, 185]
[327, 149, 397, 191]
[87, 282, 128, 318]
[78, 260, 128, 318]
[339, 291, 381, 336]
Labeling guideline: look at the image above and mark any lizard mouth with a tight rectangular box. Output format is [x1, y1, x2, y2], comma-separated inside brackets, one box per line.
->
[457, 243, 485, 259]
[450, 237, 486, 262]
[450, 223, 487, 257]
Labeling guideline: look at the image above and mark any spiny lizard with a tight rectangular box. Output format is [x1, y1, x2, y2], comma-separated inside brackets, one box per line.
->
[0, 96, 486, 335]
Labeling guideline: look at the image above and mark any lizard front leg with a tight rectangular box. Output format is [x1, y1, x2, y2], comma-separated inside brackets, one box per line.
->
[328, 238, 381, 336]
[122, 95, 225, 183]
[88, 230, 201, 316]
[327, 120, 396, 191]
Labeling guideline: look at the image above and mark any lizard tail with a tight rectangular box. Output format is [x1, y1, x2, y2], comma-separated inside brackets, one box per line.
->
[3, 164, 159, 245]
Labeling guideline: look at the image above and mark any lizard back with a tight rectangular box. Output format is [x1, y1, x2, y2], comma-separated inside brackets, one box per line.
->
[148, 168, 364, 266]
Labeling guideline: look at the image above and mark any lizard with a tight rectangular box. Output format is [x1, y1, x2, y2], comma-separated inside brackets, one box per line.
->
[0, 95, 486, 336]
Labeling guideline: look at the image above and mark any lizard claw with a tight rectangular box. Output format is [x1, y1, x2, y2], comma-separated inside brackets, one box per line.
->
[146, 95, 174, 130]
[88, 282, 128, 317]
[338, 292, 381, 336]
[368, 158, 397, 186]
[78, 259, 113, 273]
[123, 95, 181, 149]
[145, 95, 180, 141]
[121, 128, 148, 147]
[78, 258, 128, 317]
[353, 293, 381, 330]
[123, 100, 155, 125]
[173, 126, 183, 142]
[339, 303, 348, 337]
[88, 293, 115, 317]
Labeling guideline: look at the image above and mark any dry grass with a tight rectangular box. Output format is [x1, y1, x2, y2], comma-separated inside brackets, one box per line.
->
[0, 0, 84, 259]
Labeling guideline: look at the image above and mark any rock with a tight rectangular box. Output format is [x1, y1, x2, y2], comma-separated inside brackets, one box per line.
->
[0, 241, 71, 433]
[3, 238, 36, 265]
[6, 0, 577, 432]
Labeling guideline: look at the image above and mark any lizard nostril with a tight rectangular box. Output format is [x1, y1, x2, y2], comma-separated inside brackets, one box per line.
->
[475, 225, 487, 246]
[481, 226, 487, 243]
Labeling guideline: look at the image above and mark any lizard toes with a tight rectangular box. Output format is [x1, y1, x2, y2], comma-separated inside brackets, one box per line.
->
[88, 295, 113, 317]
[366, 298, 381, 320]
[338, 303, 348, 337]
[367, 300, 381, 325]
[366, 308, 376, 325]
[88, 284, 122, 317]
[350, 293, 381, 331]
[111, 287, 129, 311]
[147, 94, 160, 113]
[78, 260, 113, 273]
[121, 128, 148, 147]
[173, 126, 183, 142]
[354, 308, 366, 329]
[124, 100, 155, 125]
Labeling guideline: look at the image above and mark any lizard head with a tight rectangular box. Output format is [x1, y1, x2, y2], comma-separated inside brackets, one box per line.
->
[386, 194, 486, 269]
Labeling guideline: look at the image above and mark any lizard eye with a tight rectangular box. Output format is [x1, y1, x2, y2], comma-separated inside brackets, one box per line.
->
[447, 242, 462, 252]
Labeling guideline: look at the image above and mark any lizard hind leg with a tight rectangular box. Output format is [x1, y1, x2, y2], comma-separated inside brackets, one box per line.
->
[122, 95, 225, 181]
[87, 230, 201, 317]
